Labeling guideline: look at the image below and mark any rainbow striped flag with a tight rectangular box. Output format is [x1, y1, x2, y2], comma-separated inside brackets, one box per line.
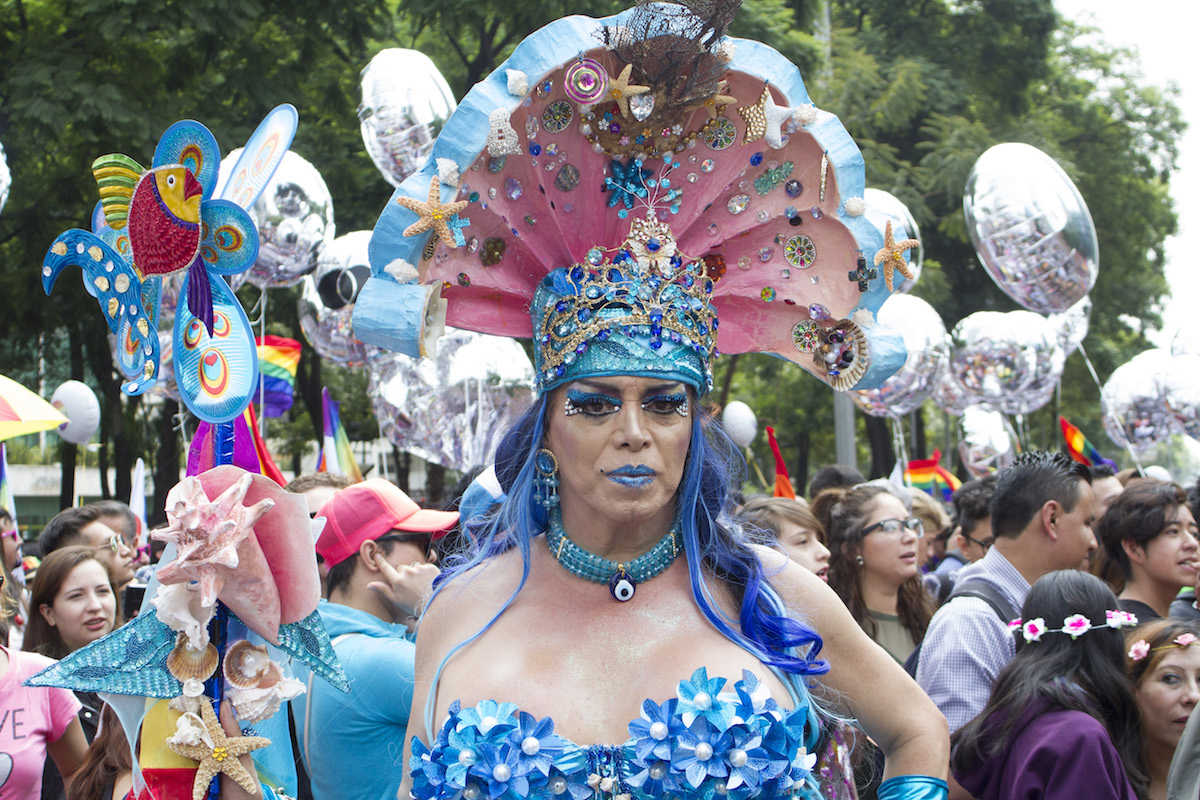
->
[316, 387, 363, 482]
[905, 449, 962, 503]
[1060, 416, 1115, 468]
[188, 404, 287, 485]
[255, 335, 301, 418]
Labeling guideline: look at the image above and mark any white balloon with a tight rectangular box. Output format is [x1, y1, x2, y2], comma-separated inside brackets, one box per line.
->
[51, 380, 101, 444]
[722, 401, 758, 448]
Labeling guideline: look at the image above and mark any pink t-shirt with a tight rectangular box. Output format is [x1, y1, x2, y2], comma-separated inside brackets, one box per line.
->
[0, 647, 81, 799]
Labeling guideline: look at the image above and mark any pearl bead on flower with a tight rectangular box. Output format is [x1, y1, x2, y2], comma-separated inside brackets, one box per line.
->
[729, 749, 747, 767]
[695, 742, 713, 761]
[522, 736, 540, 755]
[550, 777, 568, 795]
[492, 764, 511, 782]
[649, 721, 668, 740]
[458, 749, 476, 765]
[693, 691, 712, 710]
[649, 764, 666, 780]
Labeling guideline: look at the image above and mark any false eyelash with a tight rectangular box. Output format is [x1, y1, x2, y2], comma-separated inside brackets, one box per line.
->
[642, 393, 689, 417]
[564, 389, 622, 417]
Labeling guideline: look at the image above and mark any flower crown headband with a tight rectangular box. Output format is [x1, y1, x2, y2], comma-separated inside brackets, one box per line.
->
[1008, 610, 1139, 643]
[1129, 632, 1199, 662]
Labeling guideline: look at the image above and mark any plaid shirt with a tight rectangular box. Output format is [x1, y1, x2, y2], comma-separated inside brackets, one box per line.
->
[915, 546, 1030, 732]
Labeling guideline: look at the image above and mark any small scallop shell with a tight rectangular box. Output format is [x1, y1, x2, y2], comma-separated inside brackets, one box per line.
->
[166, 634, 219, 683]
[223, 640, 275, 689]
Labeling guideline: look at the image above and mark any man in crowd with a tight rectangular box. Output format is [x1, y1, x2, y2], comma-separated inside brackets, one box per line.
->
[1089, 463, 1124, 516]
[36, 504, 137, 590]
[925, 475, 997, 603]
[806, 464, 865, 499]
[294, 479, 457, 800]
[916, 451, 1097, 733]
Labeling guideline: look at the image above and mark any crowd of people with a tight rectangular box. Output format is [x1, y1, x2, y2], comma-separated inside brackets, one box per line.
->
[1, 446, 1198, 800]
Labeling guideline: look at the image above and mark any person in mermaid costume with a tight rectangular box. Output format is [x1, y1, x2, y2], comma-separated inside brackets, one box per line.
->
[339, 4, 949, 800]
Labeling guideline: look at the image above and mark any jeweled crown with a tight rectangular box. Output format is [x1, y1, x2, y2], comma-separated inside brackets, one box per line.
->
[532, 213, 717, 393]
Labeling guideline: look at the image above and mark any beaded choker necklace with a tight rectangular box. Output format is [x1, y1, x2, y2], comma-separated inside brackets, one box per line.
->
[545, 509, 681, 602]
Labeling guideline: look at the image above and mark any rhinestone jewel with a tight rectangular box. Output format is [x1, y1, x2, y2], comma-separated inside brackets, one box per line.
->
[726, 194, 750, 215]
[504, 177, 523, 200]
[629, 92, 656, 122]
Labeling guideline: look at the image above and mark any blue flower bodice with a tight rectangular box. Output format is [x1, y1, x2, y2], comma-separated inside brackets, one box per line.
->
[410, 668, 824, 800]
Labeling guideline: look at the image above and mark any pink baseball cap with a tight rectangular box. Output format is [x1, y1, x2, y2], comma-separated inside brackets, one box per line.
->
[315, 479, 459, 567]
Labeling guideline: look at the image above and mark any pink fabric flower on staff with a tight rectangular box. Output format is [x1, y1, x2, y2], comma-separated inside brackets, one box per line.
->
[1174, 633, 1198, 648]
[1007, 618, 1023, 634]
[1128, 640, 1150, 661]
[1022, 618, 1047, 643]
[1062, 614, 1092, 639]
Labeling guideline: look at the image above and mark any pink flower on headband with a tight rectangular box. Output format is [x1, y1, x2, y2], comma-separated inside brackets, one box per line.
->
[1023, 618, 1047, 643]
[1105, 609, 1137, 629]
[1008, 618, 1023, 633]
[1175, 633, 1198, 648]
[1129, 640, 1150, 661]
[1062, 614, 1092, 639]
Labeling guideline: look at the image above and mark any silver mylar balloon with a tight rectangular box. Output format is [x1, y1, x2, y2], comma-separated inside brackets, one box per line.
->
[0, 140, 10, 216]
[299, 230, 372, 366]
[863, 188, 922, 293]
[958, 405, 1014, 478]
[949, 310, 1041, 410]
[853, 295, 948, 416]
[1101, 348, 1178, 454]
[234, 149, 334, 289]
[369, 328, 535, 471]
[964, 143, 1099, 313]
[999, 313, 1065, 416]
[1048, 296, 1091, 357]
[1163, 354, 1200, 442]
[932, 369, 973, 417]
[359, 49, 457, 188]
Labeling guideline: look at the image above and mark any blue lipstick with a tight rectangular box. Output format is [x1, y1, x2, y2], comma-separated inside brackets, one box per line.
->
[607, 464, 656, 487]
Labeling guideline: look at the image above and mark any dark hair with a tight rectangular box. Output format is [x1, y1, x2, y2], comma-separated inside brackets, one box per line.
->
[950, 570, 1148, 797]
[1096, 480, 1190, 592]
[739, 495, 826, 546]
[1089, 463, 1117, 480]
[952, 475, 997, 539]
[0, 507, 11, 525]
[24, 545, 119, 660]
[324, 534, 429, 598]
[37, 505, 106, 556]
[68, 704, 133, 800]
[990, 451, 1091, 539]
[285, 472, 354, 494]
[1187, 476, 1200, 523]
[807, 465, 865, 499]
[87, 500, 138, 542]
[817, 485, 932, 645]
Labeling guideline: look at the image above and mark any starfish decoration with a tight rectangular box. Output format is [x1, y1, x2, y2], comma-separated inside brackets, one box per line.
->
[396, 180, 471, 248]
[166, 700, 270, 800]
[607, 63, 651, 119]
[604, 158, 652, 210]
[153, 473, 274, 608]
[763, 91, 801, 149]
[848, 255, 878, 293]
[698, 80, 737, 119]
[873, 220, 918, 291]
[739, 85, 772, 144]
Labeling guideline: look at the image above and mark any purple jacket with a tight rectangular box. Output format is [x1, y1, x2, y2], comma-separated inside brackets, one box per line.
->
[954, 703, 1138, 800]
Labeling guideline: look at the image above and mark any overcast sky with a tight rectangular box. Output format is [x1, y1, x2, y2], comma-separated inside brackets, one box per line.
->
[1054, 0, 1196, 348]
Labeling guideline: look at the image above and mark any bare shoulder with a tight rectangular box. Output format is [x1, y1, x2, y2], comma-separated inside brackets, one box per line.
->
[417, 547, 526, 657]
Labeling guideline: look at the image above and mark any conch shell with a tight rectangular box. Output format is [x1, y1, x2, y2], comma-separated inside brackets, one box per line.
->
[166, 634, 219, 683]
[222, 639, 304, 723]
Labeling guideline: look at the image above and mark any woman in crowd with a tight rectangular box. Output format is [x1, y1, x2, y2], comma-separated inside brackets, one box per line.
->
[1096, 480, 1199, 620]
[66, 704, 133, 800]
[739, 496, 831, 581]
[24, 545, 120, 799]
[1125, 619, 1200, 800]
[815, 485, 933, 664]
[951, 570, 1147, 798]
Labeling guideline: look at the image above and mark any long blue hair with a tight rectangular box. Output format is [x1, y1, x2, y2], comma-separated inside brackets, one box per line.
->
[423, 394, 829, 737]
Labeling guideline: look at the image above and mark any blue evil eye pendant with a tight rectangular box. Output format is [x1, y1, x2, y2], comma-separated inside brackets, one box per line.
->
[534, 448, 560, 511]
[609, 567, 636, 602]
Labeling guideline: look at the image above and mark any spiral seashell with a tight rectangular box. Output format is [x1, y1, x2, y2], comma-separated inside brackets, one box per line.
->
[166, 634, 219, 683]
[223, 639, 278, 689]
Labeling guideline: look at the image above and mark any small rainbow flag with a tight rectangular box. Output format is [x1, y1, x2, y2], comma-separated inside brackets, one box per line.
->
[255, 335, 301, 418]
[1060, 416, 1115, 468]
[905, 449, 962, 503]
[188, 404, 287, 485]
[765, 426, 796, 499]
[316, 387, 363, 482]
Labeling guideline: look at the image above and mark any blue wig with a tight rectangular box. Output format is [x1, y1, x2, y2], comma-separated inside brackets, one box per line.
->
[423, 395, 829, 738]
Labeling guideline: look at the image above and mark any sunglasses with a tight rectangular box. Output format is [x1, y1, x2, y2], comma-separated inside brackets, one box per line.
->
[862, 517, 925, 538]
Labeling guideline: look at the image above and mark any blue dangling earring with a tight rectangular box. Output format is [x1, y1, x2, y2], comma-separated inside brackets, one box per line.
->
[534, 448, 559, 511]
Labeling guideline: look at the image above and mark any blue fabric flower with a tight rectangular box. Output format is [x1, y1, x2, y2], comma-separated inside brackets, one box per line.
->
[676, 667, 732, 728]
[509, 711, 569, 777]
[547, 766, 593, 800]
[730, 670, 779, 725]
[624, 759, 676, 796]
[470, 743, 528, 800]
[628, 697, 682, 762]
[672, 718, 730, 789]
[409, 736, 444, 800]
[457, 700, 520, 741]
[721, 725, 771, 791]
[444, 726, 485, 788]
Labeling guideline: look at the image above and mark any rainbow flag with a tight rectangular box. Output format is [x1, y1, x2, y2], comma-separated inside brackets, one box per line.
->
[316, 387, 362, 482]
[255, 335, 301, 418]
[188, 404, 287, 485]
[905, 449, 962, 503]
[1060, 416, 1115, 468]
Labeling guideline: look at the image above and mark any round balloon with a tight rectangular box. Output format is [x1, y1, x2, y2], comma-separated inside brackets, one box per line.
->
[1048, 296, 1091, 357]
[932, 369, 973, 417]
[998, 312, 1065, 416]
[853, 295, 948, 417]
[957, 405, 1014, 478]
[863, 188, 922, 293]
[721, 401, 757, 448]
[229, 149, 334, 289]
[963, 143, 1098, 313]
[359, 49, 457, 188]
[1101, 348, 1178, 454]
[1164, 353, 1200, 442]
[949, 310, 1041, 410]
[299, 230, 372, 366]
[51, 380, 101, 444]
[0, 140, 10, 217]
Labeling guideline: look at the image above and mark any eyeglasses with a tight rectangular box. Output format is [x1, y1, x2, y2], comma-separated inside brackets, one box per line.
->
[962, 532, 993, 552]
[862, 517, 925, 538]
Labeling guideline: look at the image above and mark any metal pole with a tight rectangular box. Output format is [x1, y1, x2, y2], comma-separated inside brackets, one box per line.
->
[834, 391, 857, 469]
